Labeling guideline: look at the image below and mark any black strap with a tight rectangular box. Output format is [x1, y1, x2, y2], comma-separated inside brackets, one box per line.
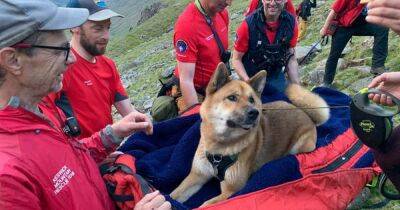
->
[102, 162, 155, 203]
[206, 152, 238, 181]
[106, 182, 135, 202]
[379, 173, 400, 200]
[195, 0, 230, 67]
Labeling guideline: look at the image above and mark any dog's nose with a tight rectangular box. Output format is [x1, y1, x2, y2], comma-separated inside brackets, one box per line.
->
[247, 109, 259, 121]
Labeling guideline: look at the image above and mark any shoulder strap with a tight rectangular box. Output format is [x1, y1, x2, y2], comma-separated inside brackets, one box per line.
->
[195, 0, 227, 59]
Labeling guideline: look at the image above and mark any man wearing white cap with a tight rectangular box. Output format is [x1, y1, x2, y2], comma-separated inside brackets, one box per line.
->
[0, 0, 169, 209]
[56, 0, 150, 139]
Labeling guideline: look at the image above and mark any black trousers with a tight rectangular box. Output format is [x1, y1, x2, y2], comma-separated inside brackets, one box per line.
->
[324, 15, 389, 84]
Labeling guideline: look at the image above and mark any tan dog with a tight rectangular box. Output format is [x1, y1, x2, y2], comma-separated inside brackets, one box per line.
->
[170, 63, 330, 206]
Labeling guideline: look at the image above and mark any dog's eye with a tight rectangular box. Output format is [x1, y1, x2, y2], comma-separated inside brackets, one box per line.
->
[227, 95, 237, 102]
[249, 96, 255, 104]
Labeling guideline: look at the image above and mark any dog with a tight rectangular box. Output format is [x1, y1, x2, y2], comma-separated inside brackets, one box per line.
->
[170, 63, 330, 206]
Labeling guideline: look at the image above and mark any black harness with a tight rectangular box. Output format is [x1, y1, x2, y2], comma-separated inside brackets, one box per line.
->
[206, 152, 238, 181]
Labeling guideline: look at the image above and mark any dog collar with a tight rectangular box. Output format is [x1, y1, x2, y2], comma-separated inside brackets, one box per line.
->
[206, 152, 238, 181]
[350, 88, 400, 150]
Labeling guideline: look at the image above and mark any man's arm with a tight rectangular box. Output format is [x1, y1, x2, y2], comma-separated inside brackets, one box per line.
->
[232, 50, 250, 81]
[286, 48, 300, 84]
[178, 61, 198, 109]
[320, 10, 338, 36]
[114, 99, 136, 117]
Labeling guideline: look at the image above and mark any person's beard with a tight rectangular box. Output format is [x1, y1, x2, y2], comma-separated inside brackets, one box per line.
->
[80, 30, 107, 56]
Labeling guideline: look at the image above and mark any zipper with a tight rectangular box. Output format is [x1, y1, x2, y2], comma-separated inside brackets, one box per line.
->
[312, 139, 363, 174]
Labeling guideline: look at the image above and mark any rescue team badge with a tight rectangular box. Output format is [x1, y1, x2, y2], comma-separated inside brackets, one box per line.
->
[176, 40, 188, 53]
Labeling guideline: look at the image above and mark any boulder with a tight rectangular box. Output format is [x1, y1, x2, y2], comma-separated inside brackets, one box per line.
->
[308, 69, 325, 85]
[348, 76, 374, 93]
[137, 2, 167, 26]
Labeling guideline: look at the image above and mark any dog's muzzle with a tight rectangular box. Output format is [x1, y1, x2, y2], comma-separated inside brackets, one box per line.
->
[226, 108, 259, 130]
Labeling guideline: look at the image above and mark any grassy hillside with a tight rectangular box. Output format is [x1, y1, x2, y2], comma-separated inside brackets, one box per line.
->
[107, 0, 161, 37]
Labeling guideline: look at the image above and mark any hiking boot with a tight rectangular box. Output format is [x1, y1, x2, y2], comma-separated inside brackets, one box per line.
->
[370, 67, 389, 76]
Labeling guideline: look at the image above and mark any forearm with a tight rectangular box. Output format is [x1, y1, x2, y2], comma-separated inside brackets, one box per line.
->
[323, 10, 337, 29]
[180, 80, 199, 108]
[232, 58, 250, 81]
[77, 126, 121, 163]
[114, 99, 136, 117]
[286, 55, 300, 84]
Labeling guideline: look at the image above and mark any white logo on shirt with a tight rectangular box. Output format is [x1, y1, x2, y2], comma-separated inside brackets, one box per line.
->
[53, 166, 75, 194]
[206, 34, 214, 41]
[84, 80, 93, 86]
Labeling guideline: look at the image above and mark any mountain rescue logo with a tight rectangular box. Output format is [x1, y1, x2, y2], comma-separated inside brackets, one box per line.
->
[53, 166, 75, 194]
[176, 40, 188, 54]
[84, 80, 93, 86]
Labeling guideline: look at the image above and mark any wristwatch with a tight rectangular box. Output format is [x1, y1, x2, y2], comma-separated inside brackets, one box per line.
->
[104, 124, 123, 145]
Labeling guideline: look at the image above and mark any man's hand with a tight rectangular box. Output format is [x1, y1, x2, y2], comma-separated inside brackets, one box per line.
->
[111, 111, 153, 138]
[320, 26, 328, 36]
[134, 191, 171, 210]
[367, 72, 400, 106]
[366, 0, 400, 35]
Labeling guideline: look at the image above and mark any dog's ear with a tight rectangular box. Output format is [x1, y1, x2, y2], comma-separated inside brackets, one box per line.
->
[248, 70, 267, 96]
[206, 62, 231, 95]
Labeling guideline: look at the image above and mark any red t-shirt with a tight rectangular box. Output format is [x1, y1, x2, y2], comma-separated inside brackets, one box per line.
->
[332, 0, 365, 27]
[60, 49, 128, 138]
[234, 19, 298, 53]
[173, 3, 229, 89]
[245, 0, 296, 16]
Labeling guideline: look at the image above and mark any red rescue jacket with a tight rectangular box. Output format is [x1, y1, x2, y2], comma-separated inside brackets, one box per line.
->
[0, 97, 116, 210]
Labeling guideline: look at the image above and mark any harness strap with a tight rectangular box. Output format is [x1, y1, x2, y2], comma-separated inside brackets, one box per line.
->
[206, 152, 238, 181]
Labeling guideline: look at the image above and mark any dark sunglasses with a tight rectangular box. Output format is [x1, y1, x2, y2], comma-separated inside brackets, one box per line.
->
[12, 42, 71, 62]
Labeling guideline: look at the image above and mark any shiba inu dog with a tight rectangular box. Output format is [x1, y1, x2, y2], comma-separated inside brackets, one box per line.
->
[170, 63, 330, 206]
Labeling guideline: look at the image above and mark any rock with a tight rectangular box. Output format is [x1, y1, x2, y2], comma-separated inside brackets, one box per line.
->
[341, 45, 352, 56]
[308, 69, 325, 85]
[143, 99, 153, 110]
[361, 37, 374, 49]
[230, 13, 241, 20]
[337, 58, 346, 71]
[137, 2, 167, 26]
[354, 66, 371, 74]
[171, 50, 176, 59]
[316, 59, 327, 70]
[296, 46, 312, 62]
[347, 187, 371, 210]
[348, 76, 374, 93]
[296, 44, 321, 65]
[346, 58, 368, 68]
[126, 60, 142, 70]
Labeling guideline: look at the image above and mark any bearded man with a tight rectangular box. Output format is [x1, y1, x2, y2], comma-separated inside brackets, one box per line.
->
[56, 0, 151, 138]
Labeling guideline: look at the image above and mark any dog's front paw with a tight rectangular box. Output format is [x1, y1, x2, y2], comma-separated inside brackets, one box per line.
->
[170, 190, 179, 200]
[200, 197, 220, 207]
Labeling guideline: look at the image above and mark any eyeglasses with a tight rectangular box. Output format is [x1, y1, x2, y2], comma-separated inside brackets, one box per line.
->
[12, 43, 71, 62]
[265, 0, 285, 3]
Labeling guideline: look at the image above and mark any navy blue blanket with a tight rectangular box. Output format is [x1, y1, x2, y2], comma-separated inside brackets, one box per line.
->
[119, 88, 374, 209]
